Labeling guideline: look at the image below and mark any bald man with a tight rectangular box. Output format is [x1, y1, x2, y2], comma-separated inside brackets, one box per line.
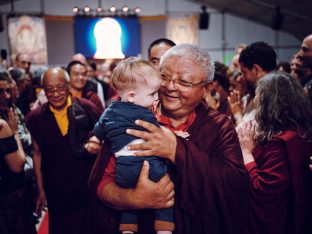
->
[72, 53, 87, 65]
[296, 34, 312, 87]
[26, 68, 102, 234]
[297, 34, 312, 59]
[15, 53, 32, 74]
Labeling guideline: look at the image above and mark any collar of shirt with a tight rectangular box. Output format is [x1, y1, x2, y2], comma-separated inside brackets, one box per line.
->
[153, 103, 196, 132]
[49, 96, 72, 136]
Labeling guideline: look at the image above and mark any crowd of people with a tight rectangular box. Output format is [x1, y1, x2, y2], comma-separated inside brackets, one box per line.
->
[0, 35, 311, 234]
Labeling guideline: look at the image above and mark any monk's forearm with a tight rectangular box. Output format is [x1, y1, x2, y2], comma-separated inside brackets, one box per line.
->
[98, 182, 136, 210]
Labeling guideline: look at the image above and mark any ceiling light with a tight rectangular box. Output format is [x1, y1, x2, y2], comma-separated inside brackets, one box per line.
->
[110, 5, 116, 12]
[84, 6, 91, 13]
[72, 6, 79, 13]
[96, 7, 103, 13]
[122, 6, 129, 12]
[134, 7, 141, 13]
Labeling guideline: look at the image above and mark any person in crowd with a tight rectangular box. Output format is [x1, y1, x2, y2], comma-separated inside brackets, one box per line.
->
[72, 53, 88, 65]
[71, 53, 103, 100]
[228, 41, 276, 126]
[9, 66, 36, 115]
[204, 61, 232, 118]
[290, 55, 301, 80]
[276, 62, 291, 73]
[148, 38, 176, 69]
[89, 44, 250, 234]
[87, 62, 114, 108]
[26, 67, 102, 234]
[29, 67, 49, 111]
[4, 69, 37, 217]
[297, 34, 312, 59]
[298, 57, 312, 107]
[86, 63, 105, 107]
[9, 67, 30, 93]
[66, 60, 104, 112]
[6, 69, 33, 158]
[298, 56, 312, 87]
[238, 71, 312, 234]
[0, 110, 36, 233]
[94, 57, 174, 234]
[14, 53, 32, 78]
[235, 43, 247, 55]
[228, 43, 247, 72]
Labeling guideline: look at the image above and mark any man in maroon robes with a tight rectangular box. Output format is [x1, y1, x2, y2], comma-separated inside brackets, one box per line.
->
[26, 68, 102, 234]
[89, 44, 250, 234]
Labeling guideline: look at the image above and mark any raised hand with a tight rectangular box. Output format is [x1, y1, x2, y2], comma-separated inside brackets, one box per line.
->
[228, 89, 243, 117]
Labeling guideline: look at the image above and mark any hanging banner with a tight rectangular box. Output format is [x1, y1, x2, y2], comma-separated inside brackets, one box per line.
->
[8, 15, 48, 64]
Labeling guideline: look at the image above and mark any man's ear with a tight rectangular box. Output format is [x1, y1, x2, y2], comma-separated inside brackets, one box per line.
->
[253, 64, 265, 78]
[125, 90, 136, 103]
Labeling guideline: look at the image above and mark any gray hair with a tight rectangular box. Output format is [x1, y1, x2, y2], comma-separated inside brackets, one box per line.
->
[256, 71, 312, 143]
[159, 43, 215, 84]
[8, 68, 25, 84]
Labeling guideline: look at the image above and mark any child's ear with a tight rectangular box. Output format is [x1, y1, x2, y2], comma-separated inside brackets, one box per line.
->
[125, 90, 136, 103]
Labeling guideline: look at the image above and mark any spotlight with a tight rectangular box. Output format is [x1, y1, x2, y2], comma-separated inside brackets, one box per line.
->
[122, 5, 129, 12]
[83, 5, 91, 13]
[71, 5, 141, 16]
[96, 7, 103, 13]
[134, 7, 141, 13]
[110, 5, 116, 12]
[72, 6, 79, 13]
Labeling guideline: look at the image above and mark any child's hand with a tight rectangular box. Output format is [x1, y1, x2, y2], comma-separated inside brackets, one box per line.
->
[84, 136, 102, 154]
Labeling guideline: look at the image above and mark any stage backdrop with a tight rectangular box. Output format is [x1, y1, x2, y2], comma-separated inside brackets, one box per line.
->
[74, 16, 140, 59]
[8, 15, 48, 64]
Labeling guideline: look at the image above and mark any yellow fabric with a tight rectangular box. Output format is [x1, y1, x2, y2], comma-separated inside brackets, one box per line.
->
[49, 97, 72, 136]
[71, 91, 82, 99]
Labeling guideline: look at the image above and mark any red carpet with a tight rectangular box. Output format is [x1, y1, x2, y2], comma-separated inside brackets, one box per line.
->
[37, 211, 49, 234]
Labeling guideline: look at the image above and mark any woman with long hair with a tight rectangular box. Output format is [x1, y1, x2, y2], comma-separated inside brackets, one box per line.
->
[238, 71, 312, 234]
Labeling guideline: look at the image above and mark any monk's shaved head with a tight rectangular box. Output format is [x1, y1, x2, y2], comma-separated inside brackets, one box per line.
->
[42, 67, 69, 88]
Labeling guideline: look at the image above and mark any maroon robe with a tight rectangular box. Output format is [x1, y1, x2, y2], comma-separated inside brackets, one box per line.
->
[88, 104, 250, 234]
[245, 130, 312, 234]
[83, 90, 104, 113]
[26, 97, 101, 234]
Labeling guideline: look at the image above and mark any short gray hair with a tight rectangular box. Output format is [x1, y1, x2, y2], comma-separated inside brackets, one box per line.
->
[159, 43, 215, 84]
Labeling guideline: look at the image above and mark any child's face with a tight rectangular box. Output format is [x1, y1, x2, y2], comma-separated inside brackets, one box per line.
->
[132, 74, 161, 108]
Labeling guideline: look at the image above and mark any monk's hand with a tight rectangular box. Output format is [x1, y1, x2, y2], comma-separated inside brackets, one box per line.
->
[126, 120, 177, 163]
[130, 160, 174, 209]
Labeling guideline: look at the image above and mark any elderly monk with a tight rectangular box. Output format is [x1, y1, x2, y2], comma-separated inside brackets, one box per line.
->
[89, 44, 250, 234]
[26, 68, 102, 234]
